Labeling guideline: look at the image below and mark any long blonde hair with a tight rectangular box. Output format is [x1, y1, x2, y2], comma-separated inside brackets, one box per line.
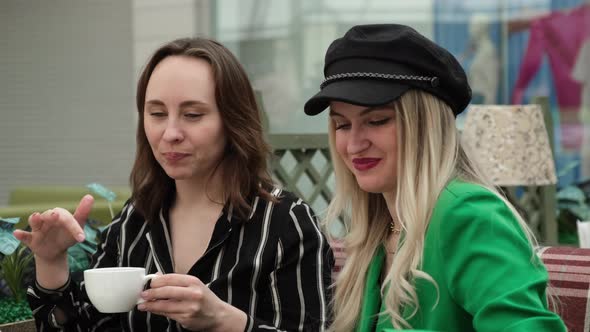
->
[326, 90, 537, 331]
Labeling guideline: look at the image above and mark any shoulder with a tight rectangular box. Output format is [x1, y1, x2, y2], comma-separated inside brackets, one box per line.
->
[252, 188, 322, 238]
[253, 188, 317, 221]
[277, 189, 315, 213]
[429, 179, 525, 241]
[433, 179, 506, 218]
[101, 199, 144, 237]
[278, 189, 319, 226]
[437, 179, 497, 203]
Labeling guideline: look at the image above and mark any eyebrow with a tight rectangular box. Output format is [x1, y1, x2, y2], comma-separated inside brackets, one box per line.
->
[329, 106, 391, 117]
[144, 99, 210, 109]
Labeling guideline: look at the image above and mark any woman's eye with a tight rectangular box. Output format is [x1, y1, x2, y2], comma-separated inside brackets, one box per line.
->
[369, 118, 390, 126]
[149, 112, 166, 117]
[185, 113, 203, 119]
[335, 123, 351, 130]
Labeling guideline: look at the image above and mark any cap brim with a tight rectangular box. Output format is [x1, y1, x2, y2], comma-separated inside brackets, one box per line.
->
[304, 79, 411, 115]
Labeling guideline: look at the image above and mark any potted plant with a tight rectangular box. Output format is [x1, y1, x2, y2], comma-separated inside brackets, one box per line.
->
[0, 244, 35, 331]
[0, 217, 101, 331]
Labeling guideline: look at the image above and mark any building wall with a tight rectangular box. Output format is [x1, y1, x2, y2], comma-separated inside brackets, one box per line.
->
[0, 0, 435, 206]
[0, 0, 210, 206]
[0, 0, 135, 205]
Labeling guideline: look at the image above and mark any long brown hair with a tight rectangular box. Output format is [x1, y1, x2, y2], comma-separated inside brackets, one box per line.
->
[131, 37, 276, 222]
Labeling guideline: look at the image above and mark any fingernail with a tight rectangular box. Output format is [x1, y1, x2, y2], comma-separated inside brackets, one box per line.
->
[141, 291, 148, 298]
[137, 304, 145, 310]
[75, 233, 85, 242]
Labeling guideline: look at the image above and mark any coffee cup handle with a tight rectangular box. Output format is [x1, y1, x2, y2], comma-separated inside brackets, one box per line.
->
[136, 274, 158, 305]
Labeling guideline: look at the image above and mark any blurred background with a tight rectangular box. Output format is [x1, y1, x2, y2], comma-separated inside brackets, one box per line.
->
[2, 1, 590, 326]
[0, 0, 589, 225]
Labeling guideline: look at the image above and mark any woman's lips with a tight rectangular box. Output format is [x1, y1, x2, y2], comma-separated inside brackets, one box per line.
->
[352, 158, 381, 171]
[163, 152, 189, 162]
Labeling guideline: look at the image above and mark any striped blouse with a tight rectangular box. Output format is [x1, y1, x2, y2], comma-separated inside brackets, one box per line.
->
[27, 188, 334, 331]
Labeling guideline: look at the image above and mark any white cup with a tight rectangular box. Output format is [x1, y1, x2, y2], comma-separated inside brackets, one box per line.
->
[84, 267, 157, 313]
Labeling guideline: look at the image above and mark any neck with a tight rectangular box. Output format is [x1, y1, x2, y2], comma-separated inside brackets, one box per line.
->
[174, 166, 226, 209]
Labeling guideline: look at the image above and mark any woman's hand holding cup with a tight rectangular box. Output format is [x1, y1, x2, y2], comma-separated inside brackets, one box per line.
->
[138, 274, 247, 331]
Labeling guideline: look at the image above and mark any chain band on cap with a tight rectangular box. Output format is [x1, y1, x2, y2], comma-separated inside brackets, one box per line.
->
[320, 72, 439, 89]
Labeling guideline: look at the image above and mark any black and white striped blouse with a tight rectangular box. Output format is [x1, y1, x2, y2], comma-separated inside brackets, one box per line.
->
[27, 188, 334, 332]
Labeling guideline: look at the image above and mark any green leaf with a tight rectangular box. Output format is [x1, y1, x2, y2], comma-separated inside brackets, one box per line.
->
[67, 244, 90, 272]
[0, 233, 20, 256]
[86, 183, 117, 202]
[0, 245, 33, 302]
[0, 218, 20, 255]
[66, 220, 101, 272]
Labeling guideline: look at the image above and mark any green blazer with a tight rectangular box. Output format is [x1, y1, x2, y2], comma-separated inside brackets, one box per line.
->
[355, 180, 566, 332]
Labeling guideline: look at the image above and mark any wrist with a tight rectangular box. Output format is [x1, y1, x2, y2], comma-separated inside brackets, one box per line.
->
[35, 254, 69, 290]
[35, 253, 68, 266]
[208, 302, 247, 332]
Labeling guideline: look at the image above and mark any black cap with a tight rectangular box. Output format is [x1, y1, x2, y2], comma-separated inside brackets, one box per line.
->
[304, 24, 471, 116]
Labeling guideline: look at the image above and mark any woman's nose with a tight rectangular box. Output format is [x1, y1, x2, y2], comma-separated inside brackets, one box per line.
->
[162, 121, 184, 142]
[347, 126, 370, 155]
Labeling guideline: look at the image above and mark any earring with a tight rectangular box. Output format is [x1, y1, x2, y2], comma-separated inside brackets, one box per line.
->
[389, 218, 401, 235]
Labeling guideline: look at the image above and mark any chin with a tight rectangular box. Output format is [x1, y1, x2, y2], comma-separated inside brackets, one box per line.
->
[356, 181, 388, 193]
[359, 186, 387, 194]
[162, 169, 191, 180]
[167, 174, 187, 180]
[353, 173, 396, 193]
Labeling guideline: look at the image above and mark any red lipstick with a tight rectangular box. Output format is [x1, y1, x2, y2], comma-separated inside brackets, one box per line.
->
[352, 158, 381, 171]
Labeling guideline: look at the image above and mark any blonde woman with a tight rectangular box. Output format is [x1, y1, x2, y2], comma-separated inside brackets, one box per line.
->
[304, 24, 566, 332]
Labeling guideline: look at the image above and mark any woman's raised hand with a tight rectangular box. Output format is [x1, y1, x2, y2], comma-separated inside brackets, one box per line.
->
[13, 195, 94, 263]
